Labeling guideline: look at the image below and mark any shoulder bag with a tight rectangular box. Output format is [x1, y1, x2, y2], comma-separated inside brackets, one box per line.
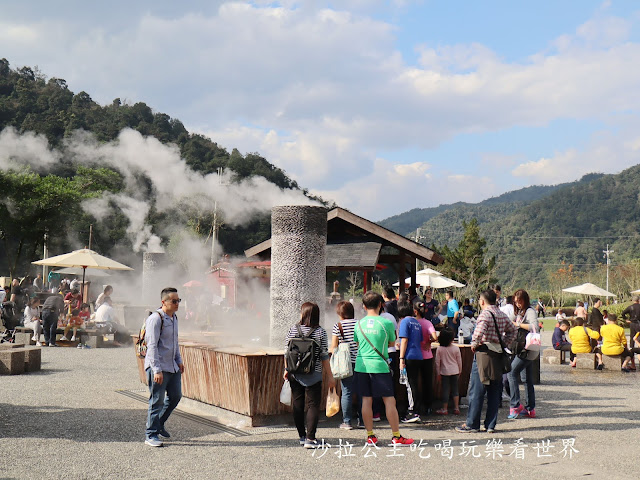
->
[330, 322, 353, 379]
[489, 312, 512, 374]
[358, 319, 392, 374]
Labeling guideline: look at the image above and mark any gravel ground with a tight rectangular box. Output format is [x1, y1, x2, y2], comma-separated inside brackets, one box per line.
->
[1, 329, 639, 479]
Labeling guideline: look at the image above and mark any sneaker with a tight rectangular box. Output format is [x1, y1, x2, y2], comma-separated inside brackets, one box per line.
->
[622, 367, 631, 373]
[502, 392, 510, 401]
[36, 342, 42, 346]
[49, 343, 59, 347]
[390, 435, 414, 446]
[372, 414, 381, 422]
[70, 335, 77, 342]
[453, 408, 461, 415]
[339, 423, 353, 430]
[83, 345, 91, 349]
[596, 363, 604, 370]
[524, 408, 536, 418]
[401, 413, 421, 423]
[366, 435, 378, 446]
[159, 427, 171, 439]
[299, 436, 306, 446]
[507, 404, 525, 419]
[455, 425, 479, 433]
[486, 427, 495, 434]
[77, 344, 83, 349]
[304, 439, 319, 449]
[435, 408, 448, 415]
[354, 420, 365, 429]
[60, 336, 69, 341]
[31, 335, 38, 342]
[144, 436, 163, 447]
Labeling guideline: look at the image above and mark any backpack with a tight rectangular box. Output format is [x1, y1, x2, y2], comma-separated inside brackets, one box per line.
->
[135, 310, 164, 359]
[285, 325, 319, 375]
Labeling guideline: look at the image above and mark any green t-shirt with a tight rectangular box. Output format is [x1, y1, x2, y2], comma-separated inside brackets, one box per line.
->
[354, 315, 396, 374]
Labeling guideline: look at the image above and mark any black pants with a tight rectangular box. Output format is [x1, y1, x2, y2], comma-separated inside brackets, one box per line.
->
[558, 344, 575, 361]
[404, 359, 422, 415]
[630, 322, 640, 348]
[289, 376, 322, 440]
[373, 351, 399, 417]
[441, 374, 459, 406]
[42, 309, 58, 346]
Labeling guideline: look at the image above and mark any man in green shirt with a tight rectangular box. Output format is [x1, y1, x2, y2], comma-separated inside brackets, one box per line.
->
[354, 292, 413, 447]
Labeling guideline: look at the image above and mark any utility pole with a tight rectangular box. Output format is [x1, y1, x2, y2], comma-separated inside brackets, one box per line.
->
[415, 227, 427, 273]
[603, 244, 614, 296]
[42, 232, 48, 283]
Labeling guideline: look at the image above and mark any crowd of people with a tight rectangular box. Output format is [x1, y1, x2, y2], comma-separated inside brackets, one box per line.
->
[283, 284, 543, 448]
[552, 295, 640, 372]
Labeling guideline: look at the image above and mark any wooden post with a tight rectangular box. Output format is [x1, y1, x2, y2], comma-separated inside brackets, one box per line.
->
[397, 255, 407, 294]
[410, 257, 417, 291]
[363, 271, 369, 293]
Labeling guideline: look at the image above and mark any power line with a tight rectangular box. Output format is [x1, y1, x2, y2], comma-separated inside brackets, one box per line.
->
[415, 228, 640, 240]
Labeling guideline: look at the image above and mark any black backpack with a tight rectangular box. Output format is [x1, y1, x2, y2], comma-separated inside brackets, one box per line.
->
[285, 325, 319, 375]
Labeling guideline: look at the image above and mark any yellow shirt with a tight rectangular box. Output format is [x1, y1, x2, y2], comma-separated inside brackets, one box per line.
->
[568, 326, 599, 354]
[599, 323, 626, 356]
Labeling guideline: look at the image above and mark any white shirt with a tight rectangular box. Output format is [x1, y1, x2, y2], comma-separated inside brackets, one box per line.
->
[500, 304, 516, 322]
[95, 304, 117, 324]
[380, 312, 398, 353]
[0, 288, 6, 303]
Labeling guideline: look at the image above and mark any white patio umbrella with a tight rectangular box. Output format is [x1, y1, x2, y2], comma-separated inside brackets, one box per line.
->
[33, 248, 133, 303]
[393, 274, 465, 289]
[562, 282, 615, 297]
[54, 267, 111, 278]
[631, 289, 640, 295]
[416, 268, 444, 276]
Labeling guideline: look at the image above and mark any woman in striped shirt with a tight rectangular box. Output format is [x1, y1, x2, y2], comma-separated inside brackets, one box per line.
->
[284, 302, 335, 449]
[331, 300, 360, 430]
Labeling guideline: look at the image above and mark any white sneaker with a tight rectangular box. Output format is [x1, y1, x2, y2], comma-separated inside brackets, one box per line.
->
[36, 342, 42, 346]
[60, 336, 69, 341]
[70, 335, 77, 342]
[31, 335, 38, 341]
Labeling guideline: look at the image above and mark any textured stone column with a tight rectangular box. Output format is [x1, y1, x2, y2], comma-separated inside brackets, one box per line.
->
[269, 206, 327, 348]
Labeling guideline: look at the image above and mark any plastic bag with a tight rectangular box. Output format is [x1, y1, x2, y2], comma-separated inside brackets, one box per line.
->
[280, 379, 291, 405]
[330, 343, 353, 379]
[399, 367, 408, 385]
[325, 387, 340, 417]
[525, 332, 542, 351]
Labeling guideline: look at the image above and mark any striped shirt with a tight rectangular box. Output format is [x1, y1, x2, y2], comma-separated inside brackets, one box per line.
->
[332, 319, 358, 363]
[471, 305, 518, 349]
[285, 324, 329, 374]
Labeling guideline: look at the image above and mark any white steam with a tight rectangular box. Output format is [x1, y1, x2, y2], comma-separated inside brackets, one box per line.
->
[0, 127, 60, 171]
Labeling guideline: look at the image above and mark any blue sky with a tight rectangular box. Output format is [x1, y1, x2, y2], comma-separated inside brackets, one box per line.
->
[2, 0, 640, 220]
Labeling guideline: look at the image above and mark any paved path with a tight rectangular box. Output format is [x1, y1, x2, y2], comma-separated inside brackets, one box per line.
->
[1, 334, 639, 479]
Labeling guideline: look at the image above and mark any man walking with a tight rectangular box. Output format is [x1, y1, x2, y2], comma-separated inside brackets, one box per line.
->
[354, 292, 413, 447]
[456, 289, 517, 433]
[144, 287, 184, 447]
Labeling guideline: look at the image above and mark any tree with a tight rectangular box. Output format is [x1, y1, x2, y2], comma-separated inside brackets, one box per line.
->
[437, 218, 495, 297]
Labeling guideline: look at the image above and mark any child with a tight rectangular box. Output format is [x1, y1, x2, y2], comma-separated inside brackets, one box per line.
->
[552, 319, 573, 362]
[23, 297, 43, 346]
[61, 306, 87, 342]
[435, 328, 462, 415]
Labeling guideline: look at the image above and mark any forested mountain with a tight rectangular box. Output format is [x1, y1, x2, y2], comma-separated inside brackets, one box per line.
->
[0, 59, 320, 275]
[379, 183, 571, 236]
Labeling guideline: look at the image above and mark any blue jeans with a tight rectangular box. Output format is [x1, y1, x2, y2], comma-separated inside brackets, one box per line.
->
[508, 355, 535, 411]
[465, 356, 502, 430]
[340, 374, 361, 425]
[42, 310, 58, 346]
[146, 368, 182, 439]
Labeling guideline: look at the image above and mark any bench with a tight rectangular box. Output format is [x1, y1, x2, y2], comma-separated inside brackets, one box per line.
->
[14, 326, 109, 347]
[0, 346, 25, 375]
[542, 347, 568, 365]
[600, 354, 623, 370]
[0, 344, 43, 372]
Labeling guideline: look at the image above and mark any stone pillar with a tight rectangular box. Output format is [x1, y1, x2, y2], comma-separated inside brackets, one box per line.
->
[142, 252, 166, 308]
[269, 206, 327, 347]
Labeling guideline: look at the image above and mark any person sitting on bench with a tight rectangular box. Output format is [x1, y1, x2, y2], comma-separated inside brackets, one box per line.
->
[596, 314, 634, 372]
[568, 317, 601, 369]
[552, 319, 572, 361]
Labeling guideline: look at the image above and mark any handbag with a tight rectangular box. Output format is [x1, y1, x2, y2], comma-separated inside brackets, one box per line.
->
[330, 322, 353, 379]
[583, 326, 598, 352]
[489, 312, 512, 374]
[358, 319, 392, 374]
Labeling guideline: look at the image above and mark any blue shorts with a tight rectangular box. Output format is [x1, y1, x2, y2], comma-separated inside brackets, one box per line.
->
[354, 371, 394, 398]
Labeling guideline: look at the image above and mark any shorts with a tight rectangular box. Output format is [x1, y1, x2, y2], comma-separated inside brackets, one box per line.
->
[354, 371, 394, 398]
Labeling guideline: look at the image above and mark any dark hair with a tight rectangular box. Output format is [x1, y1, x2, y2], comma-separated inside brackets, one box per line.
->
[438, 328, 455, 347]
[300, 302, 320, 327]
[336, 300, 354, 320]
[577, 301, 584, 307]
[161, 287, 178, 301]
[71, 308, 80, 316]
[602, 309, 608, 316]
[492, 284, 502, 292]
[560, 319, 571, 328]
[397, 302, 414, 318]
[383, 286, 396, 300]
[362, 292, 383, 310]
[607, 313, 617, 322]
[480, 289, 497, 305]
[29, 297, 40, 307]
[446, 290, 454, 298]
[463, 298, 470, 305]
[413, 301, 426, 318]
[80, 303, 90, 310]
[513, 289, 530, 315]
[593, 298, 600, 304]
[505, 295, 514, 306]
[104, 285, 113, 294]
[398, 293, 409, 304]
[575, 317, 585, 326]
[71, 289, 79, 295]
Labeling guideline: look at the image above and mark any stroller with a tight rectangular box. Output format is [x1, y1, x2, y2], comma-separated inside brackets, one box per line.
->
[1, 301, 21, 343]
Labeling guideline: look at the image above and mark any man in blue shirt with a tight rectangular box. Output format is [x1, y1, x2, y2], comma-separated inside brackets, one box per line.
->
[446, 291, 460, 335]
[144, 287, 184, 447]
